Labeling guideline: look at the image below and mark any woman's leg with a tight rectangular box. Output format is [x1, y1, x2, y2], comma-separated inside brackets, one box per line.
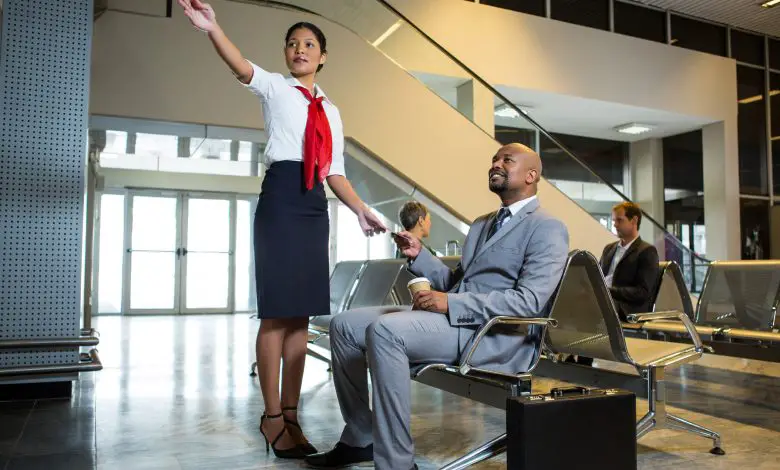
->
[257, 318, 297, 450]
[280, 316, 312, 445]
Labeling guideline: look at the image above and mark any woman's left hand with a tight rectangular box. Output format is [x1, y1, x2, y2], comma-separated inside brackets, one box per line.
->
[358, 208, 388, 237]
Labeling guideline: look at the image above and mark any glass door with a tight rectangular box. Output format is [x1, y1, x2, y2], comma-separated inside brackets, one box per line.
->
[106, 190, 246, 314]
[181, 195, 234, 313]
[124, 192, 181, 314]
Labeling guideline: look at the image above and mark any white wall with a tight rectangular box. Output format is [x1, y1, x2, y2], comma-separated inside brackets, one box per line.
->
[90, 0, 617, 255]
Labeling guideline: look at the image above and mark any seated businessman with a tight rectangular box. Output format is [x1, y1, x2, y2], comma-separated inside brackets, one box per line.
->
[304, 143, 570, 470]
[600, 201, 660, 321]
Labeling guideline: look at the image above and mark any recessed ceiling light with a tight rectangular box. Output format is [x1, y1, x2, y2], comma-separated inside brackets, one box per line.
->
[494, 103, 531, 119]
[614, 123, 654, 135]
[761, 0, 780, 8]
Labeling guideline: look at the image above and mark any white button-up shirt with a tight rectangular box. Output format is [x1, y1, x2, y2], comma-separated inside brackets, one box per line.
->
[243, 61, 346, 177]
[494, 195, 538, 232]
[605, 236, 638, 288]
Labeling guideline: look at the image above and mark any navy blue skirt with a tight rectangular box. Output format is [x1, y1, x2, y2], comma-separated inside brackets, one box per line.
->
[253, 161, 330, 319]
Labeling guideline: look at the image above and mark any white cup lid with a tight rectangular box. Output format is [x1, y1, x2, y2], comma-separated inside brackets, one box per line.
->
[407, 277, 430, 287]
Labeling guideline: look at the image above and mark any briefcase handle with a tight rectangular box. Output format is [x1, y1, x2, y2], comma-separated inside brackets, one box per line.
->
[550, 386, 589, 397]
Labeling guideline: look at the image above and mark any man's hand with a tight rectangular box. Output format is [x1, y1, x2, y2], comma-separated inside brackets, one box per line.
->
[413, 290, 448, 314]
[393, 231, 422, 259]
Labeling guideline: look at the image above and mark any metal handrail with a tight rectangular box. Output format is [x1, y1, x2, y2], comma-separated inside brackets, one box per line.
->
[0, 334, 99, 349]
[0, 349, 102, 377]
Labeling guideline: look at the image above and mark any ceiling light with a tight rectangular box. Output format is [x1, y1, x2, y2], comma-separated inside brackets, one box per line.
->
[494, 103, 531, 119]
[614, 123, 655, 135]
[761, 0, 780, 8]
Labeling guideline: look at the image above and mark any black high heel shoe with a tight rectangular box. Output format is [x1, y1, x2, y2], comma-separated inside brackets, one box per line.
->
[260, 413, 308, 459]
[282, 407, 318, 455]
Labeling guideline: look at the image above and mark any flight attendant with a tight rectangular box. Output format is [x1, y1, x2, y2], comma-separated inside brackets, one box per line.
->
[178, 0, 387, 459]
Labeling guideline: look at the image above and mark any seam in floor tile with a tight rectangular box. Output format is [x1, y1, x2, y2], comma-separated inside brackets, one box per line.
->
[5, 400, 37, 470]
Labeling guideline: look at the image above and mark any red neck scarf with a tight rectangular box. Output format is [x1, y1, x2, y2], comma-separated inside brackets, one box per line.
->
[295, 86, 332, 190]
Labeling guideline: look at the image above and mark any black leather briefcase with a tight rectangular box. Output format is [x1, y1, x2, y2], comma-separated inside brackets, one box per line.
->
[507, 386, 637, 470]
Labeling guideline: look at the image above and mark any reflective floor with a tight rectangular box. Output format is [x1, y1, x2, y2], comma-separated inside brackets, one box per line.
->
[1, 314, 780, 469]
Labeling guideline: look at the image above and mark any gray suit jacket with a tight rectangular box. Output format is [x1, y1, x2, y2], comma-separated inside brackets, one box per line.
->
[408, 198, 569, 374]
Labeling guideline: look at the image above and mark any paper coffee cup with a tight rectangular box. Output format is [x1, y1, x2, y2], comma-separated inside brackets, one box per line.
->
[407, 277, 431, 296]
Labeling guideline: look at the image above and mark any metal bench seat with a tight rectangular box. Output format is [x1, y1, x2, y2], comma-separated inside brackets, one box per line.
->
[623, 337, 698, 368]
[624, 259, 780, 362]
[538, 250, 724, 455]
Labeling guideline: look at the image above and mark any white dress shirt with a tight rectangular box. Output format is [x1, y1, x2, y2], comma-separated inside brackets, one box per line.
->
[605, 236, 638, 288]
[243, 61, 346, 177]
[494, 195, 538, 232]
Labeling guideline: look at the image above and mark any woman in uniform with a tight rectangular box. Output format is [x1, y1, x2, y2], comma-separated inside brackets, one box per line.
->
[178, 0, 387, 459]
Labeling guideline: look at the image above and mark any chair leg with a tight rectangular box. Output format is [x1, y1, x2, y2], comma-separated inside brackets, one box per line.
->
[636, 411, 656, 439]
[667, 413, 725, 455]
[638, 367, 724, 455]
[306, 343, 333, 370]
[439, 433, 507, 470]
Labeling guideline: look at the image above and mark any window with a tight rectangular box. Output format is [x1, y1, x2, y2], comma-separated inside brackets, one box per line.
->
[494, 125, 537, 150]
[132, 133, 178, 159]
[663, 130, 704, 195]
[772, 203, 780, 259]
[540, 133, 626, 187]
[771, 73, 779, 140]
[737, 66, 768, 195]
[97, 194, 125, 314]
[773, 73, 780, 196]
[670, 15, 727, 57]
[771, 39, 780, 71]
[237, 141, 257, 162]
[481, 0, 546, 17]
[614, 1, 666, 43]
[104, 130, 127, 155]
[550, 0, 609, 31]
[336, 203, 368, 262]
[189, 138, 232, 160]
[235, 200, 252, 312]
[740, 199, 770, 260]
[774, 141, 780, 202]
[730, 29, 765, 66]
[663, 131, 704, 248]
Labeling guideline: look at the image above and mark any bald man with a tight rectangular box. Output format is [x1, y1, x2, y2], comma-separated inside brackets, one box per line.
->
[306, 143, 570, 470]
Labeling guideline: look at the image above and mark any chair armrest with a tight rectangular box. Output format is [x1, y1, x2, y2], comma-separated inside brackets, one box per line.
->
[626, 311, 684, 322]
[627, 310, 706, 353]
[458, 316, 558, 375]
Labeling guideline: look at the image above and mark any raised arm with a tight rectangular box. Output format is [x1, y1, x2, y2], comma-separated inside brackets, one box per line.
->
[178, 0, 253, 83]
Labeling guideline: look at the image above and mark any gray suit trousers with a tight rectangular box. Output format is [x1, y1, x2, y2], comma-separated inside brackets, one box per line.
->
[330, 306, 462, 470]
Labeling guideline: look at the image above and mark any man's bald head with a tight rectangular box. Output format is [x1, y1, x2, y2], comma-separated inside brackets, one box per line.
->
[489, 143, 543, 203]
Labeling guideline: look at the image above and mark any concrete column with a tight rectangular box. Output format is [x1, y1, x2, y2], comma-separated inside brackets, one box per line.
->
[456, 79, 495, 137]
[703, 120, 741, 260]
[629, 138, 665, 250]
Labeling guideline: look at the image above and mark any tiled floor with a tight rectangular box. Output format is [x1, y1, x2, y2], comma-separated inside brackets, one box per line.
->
[1, 314, 779, 469]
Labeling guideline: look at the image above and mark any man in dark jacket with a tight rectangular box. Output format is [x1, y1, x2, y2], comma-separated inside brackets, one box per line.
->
[600, 201, 660, 321]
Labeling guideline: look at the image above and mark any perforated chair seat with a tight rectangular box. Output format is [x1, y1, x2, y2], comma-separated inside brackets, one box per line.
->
[310, 315, 332, 331]
[624, 337, 698, 367]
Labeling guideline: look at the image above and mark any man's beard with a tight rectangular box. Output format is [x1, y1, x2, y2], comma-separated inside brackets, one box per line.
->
[489, 173, 508, 193]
